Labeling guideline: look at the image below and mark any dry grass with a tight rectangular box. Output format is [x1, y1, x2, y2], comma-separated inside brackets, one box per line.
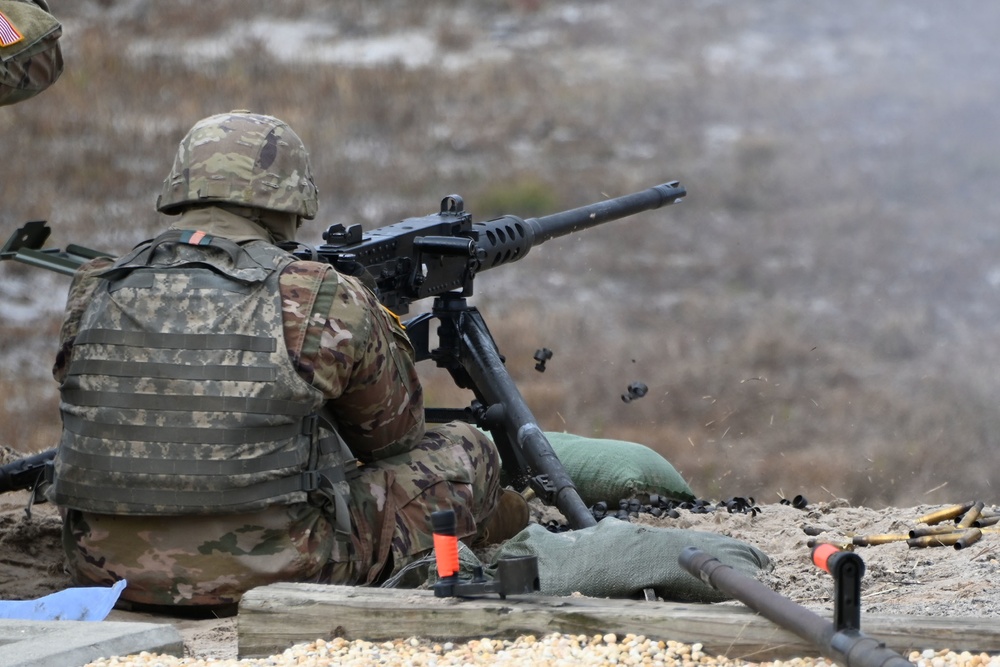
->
[2, 1, 999, 508]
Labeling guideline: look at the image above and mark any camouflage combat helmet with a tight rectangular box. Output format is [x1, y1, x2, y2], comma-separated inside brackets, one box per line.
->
[156, 111, 318, 219]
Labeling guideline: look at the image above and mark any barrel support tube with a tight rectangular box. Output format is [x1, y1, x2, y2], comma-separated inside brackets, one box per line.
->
[679, 547, 912, 667]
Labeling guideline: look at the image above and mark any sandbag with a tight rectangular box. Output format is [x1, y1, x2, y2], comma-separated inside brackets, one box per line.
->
[544, 432, 696, 506]
[489, 519, 772, 603]
[0, 0, 63, 107]
[387, 519, 772, 604]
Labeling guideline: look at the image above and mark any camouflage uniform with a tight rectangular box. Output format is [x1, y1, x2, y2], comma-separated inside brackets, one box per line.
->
[0, 0, 62, 107]
[51, 114, 502, 611]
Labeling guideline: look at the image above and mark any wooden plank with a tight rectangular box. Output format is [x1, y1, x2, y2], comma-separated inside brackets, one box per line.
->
[237, 583, 1000, 661]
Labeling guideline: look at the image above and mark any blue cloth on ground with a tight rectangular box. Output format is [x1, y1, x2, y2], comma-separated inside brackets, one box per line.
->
[0, 579, 126, 621]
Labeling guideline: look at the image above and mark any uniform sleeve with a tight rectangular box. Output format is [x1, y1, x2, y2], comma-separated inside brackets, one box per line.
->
[280, 262, 425, 463]
[52, 257, 114, 384]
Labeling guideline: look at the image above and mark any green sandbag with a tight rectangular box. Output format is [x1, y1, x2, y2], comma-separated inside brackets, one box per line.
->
[544, 432, 696, 505]
[489, 518, 772, 603]
[387, 519, 772, 604]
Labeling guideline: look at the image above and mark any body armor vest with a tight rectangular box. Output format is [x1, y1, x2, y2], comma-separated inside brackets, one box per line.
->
[51, 230, 356, 525]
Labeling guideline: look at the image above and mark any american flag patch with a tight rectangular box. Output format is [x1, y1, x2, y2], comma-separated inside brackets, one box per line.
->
[0, 10, 23, 48]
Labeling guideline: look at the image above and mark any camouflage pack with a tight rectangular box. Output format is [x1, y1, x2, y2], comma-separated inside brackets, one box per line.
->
[0, 0, 62, 107]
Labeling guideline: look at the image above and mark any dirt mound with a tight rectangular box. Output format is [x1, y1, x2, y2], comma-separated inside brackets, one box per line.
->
[645, 498, 1000, 618]
[0, 490, 69, 601]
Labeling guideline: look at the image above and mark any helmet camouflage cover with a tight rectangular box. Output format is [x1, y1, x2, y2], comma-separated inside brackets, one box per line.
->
[156, 111, 319, 219]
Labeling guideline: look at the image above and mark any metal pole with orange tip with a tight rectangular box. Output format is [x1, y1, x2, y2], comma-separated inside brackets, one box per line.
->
[811, 542, 863, 632]
[431, 510, 461, 597]
[430, 509, 540, 599]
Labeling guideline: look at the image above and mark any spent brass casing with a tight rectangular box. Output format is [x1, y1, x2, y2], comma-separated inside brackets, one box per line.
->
[907, 529, 980, 549]
[908, 525, 963, 539]
[975, 515, 1000, 528]
[917, 502, 975, 526]
[852, 533, 910, 547]
[954, 528, 983, 550]
[956, 501, 985, 529]
[807, 538, 853, 550]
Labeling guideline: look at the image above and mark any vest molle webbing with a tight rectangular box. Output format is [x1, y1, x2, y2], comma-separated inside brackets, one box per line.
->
[52, 231, 356, 526]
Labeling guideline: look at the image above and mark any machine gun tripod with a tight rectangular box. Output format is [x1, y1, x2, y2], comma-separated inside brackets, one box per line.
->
[410, 292, 595, 528]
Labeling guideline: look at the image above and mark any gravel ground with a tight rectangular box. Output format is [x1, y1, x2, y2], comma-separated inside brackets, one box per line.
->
[79, 634, 1000, 667]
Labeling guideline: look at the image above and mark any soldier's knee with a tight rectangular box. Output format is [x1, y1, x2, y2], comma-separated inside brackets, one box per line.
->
[431, 421, 499, 468]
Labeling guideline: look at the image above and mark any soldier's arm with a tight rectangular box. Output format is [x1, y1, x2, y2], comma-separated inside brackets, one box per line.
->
[280, 262, 425, 463]
[52, 256, 114, 383]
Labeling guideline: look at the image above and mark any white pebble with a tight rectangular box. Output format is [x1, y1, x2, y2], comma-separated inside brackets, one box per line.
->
[81, 634, 983, 667]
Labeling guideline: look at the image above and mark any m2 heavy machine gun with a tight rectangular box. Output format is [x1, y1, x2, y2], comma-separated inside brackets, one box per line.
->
[1, 181, 686, 529]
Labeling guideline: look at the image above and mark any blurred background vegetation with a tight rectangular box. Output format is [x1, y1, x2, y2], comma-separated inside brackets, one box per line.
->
[3, 0, 1000, 508]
